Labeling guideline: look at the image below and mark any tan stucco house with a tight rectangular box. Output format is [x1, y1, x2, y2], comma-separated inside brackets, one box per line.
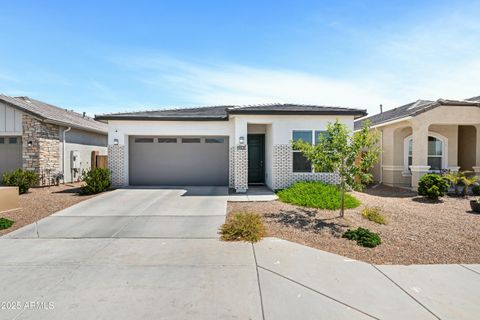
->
[355, 96, 480, 189]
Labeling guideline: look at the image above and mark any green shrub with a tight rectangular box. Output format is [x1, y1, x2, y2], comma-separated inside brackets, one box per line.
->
[473, 185, 480, 196]
[80, 168, 111, 195]
[361, 207, 387, 224]
[0, 217, 14, 230]
[2, 169, 39, 194]
[342, 227, 381, 248]
[220, 212, 266, 243]
[417, 174, 448, 200]
[277, 181, 361, 210]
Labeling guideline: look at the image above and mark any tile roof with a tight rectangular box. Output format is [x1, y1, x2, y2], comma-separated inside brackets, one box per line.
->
[0, 94, 107, 133]
[95, 103, 367, 121]
[354, 98, 480, 130]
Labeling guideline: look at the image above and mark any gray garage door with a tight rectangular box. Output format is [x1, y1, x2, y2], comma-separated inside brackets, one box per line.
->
[0, 136, 22, 183]
[129, 136, 229, 186]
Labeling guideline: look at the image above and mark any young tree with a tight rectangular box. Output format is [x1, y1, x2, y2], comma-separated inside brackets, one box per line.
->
[293, 119, 380, 217]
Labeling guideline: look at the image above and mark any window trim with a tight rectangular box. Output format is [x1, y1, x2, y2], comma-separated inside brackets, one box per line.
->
[403, 132, 448, 173]
[291, 129, 327, 173]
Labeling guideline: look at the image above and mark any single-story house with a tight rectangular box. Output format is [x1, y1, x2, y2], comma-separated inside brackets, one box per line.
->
[0, 94, 108, 185]
[95, 104, 366, 192]
[354, 96, 480, 189]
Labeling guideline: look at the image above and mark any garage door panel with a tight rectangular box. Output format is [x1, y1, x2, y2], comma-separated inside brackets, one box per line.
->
[0, 136, 23, 181]
[129, 136, 229, 186]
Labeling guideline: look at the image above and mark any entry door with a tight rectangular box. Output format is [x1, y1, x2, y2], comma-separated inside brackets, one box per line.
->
[248, 134, 265, 184]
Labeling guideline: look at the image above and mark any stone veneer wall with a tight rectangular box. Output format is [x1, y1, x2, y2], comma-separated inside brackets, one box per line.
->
[22, 114, 60, 186]
[232, 145, 248, 192]
[272, 144, 340, 190]
[108, 144, 127, 186]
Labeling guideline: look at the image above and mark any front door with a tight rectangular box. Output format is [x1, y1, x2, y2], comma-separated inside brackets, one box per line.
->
[248, 134, 265, 184]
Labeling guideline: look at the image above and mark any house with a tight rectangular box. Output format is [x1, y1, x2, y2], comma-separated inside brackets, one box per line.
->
[0, 94, 108, 185]
[354, 96, 480, 189]
[95, 104, 366, 192]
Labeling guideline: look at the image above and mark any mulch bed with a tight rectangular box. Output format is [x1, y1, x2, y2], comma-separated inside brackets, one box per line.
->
[0, 183, 100, 236]
[228, 185, 480, 265]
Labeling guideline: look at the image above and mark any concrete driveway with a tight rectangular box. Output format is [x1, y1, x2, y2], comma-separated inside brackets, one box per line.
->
[1, 187, 479, 319]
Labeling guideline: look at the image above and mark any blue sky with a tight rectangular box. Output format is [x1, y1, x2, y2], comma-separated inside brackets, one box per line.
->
[0, 0, 479, 116]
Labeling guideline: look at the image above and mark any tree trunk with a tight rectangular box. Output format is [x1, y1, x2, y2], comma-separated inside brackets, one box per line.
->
[340, 175, 345, 217]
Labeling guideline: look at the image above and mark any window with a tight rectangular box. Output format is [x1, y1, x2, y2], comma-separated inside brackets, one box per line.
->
[0, 137, 4, 144]
[427, 136, 443, 170]
[292, 130, 315, 172]
[158, 138, 177, 143]
[134, 138, 154, 143]
[404, 134, 445, 172]
[314, 130, 328, 144]
[8, 137, 17, 144]
[182, 138, 201, 143]
[205, 138, 224, 143]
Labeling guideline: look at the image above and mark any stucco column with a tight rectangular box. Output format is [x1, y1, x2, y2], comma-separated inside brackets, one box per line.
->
[410, 121, 430, 189]
[473, 124, 480, 176]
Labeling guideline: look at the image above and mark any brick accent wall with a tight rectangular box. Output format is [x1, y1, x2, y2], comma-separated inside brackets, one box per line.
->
[22, 114, 60, 185]
[233, 145, 248, 192]
[272, 144, 340, 190]
[108, 144, 126, 186]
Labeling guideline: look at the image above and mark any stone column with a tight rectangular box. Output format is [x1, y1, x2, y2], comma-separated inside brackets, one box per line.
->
[410, 121, 430, 189]
[473, 124, 480, 176]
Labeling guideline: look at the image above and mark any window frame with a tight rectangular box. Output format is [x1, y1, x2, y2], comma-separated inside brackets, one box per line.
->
[291, 129, 327, 173]
[134, 137, 155, 143]
[403, 132, 447, 173]
[205, 137, 225, 144]
[157, 137, 178, 143]
[181, 137, 201, 143]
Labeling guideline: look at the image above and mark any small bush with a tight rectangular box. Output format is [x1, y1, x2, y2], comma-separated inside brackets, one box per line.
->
[342, 227, 381, 248]
[472, 184, 480, 196]
[80, 168, 111, 195]
[0, 217, 14, 230]
[361, 207, 387, 225]
[417, 174, 448, 200]
[2, 169, 39, 194]
[220, 212, 266, 243]
[277, 181, 361, 210]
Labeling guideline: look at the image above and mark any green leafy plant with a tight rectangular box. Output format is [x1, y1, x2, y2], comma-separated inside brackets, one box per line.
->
[417, 174, 448, 200]
[361, 206, 387, 224]
[220, 212, 266, 242]
[460, 173, 478, 197]
[443, 171, 462, 196]
[342, 227, 381, 248]
[472, 185, 480, 196]
[277, 181, 361, 210]
[292, 120, 380, 216]
[80, 168, 111, 195]
[2, 169, 39, 194]
[0, 217, 14, 230]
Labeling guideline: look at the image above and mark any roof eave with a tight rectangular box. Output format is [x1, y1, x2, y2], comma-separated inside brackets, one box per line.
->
[43, 119, 107, 134]
[94, 116, 229, 121]
[228, 110, 367, 118]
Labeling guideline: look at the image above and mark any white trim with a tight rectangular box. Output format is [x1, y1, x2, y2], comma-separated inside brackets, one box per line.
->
[409, 165, 431, 172]
[382, 165, 404, 171]
[354, 116, 413, 131]
[403, 131, 448, 172]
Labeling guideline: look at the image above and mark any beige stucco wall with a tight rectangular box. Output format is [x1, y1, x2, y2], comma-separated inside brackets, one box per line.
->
[373, 105, 480, 188]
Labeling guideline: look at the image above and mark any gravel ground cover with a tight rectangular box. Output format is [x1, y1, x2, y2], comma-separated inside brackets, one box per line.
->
[228, 185, 480, 265]
[0, 183, 100, 236]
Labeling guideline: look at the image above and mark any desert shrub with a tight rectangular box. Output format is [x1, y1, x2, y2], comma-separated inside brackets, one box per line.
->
[417, 174, 448, 200]
[80, 168, 111, 195]
[473, 185, 480, 196]
[0, 217, 14, 230]
[220, 212, 266, 243]
[361, 207, 387, 224]
[342, 227, 381, 248]
[2, 169, 39, 194]
[277, 181, 361, 210]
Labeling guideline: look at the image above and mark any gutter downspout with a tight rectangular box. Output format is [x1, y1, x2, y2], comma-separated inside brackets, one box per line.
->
[62, 127, 71, 184]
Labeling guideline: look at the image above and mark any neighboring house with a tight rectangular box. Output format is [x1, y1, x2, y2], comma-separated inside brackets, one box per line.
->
[95, 104, 366, 192]
[355, 96, 480, 189]
[0, 94, 108, 185]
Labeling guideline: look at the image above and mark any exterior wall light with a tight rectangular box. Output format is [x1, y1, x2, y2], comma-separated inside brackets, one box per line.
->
[113, 138, 119, 145]
[27, 141, 33, 147]
[239, 136, 245, 145]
